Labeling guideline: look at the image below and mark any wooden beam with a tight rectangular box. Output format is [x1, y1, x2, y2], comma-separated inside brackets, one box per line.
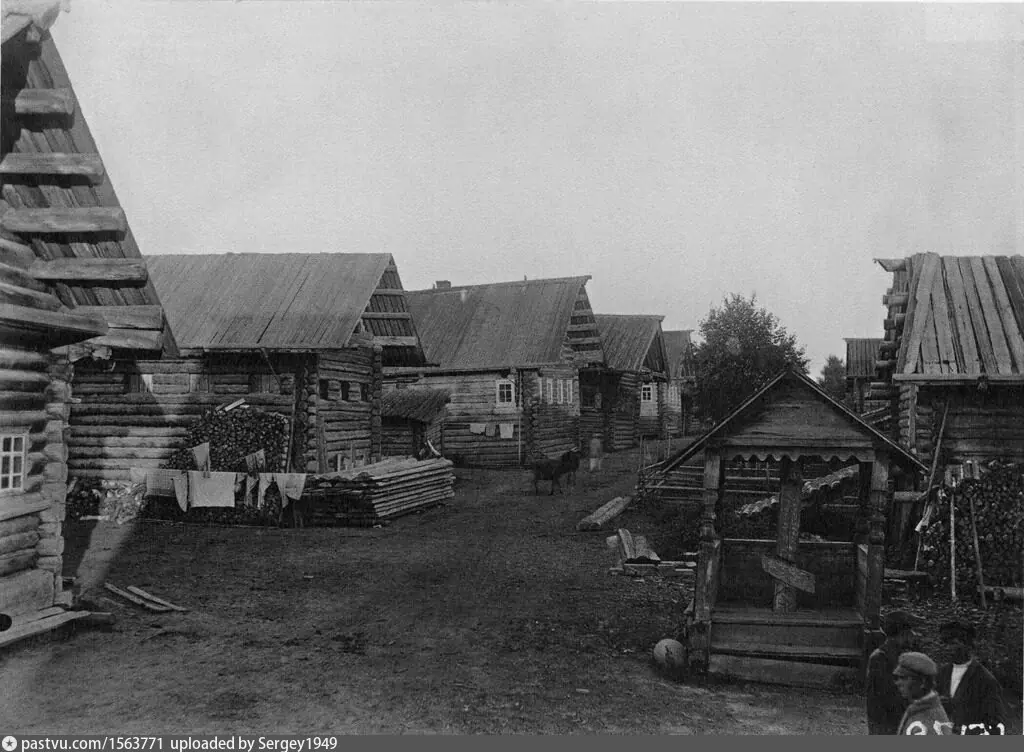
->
[875, 258, 908, 273]
[361, 312, 412, 321]
[0, 237, 35, 269]
[2, 208, 127, 235]
[883, 292, 910, 307]
[762, 554, 815, 594]
[0, 153, 104, 182]
[0, 280, 62, 311]
[4, 88, 75, 116]
[73, 305, 163, 329]
[29, 258, 147, 284]
[85, 328, 164, 352]
[0, 302, 107, 343]
[370, 289, 407, 297]
[372, 336, 419, 347]
[570, 336, 603, 346]
[892, 372, 1024, 383]
[0, 260, 48, 292]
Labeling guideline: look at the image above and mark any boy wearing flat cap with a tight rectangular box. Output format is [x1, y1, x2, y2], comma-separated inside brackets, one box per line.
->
[894, 652, 952, 735]
[865, 610, 925, 734]
[936, 618, 1007, 735]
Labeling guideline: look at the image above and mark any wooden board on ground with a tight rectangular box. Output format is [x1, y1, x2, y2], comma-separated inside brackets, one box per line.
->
[708, 654, 859, 691]
[0, 609, 92, 649]
[761, 555, 816, 594]
[576, 496, 631, 531]
[103, 583, 172, 612]
[125, 586, 188, 612]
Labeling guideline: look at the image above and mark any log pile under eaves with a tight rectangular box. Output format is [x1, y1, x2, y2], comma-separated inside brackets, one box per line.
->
[304, 457, 455, 526]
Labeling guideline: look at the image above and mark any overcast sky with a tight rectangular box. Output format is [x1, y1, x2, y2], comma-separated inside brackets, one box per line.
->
[50, 1, 1023, 375]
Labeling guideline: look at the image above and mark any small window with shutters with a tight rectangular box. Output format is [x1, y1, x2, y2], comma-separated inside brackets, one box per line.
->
[1, 432, 27, 493]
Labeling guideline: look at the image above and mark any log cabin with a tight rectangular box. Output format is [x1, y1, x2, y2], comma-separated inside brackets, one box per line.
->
[583, 314, 668, 448]
[843, 337, 884, 415]
[874, 253, 1024, 542]
[390, 277, 605, 468]
[2, 3, 173, 634]
[70, 253, 426, 479]
[655, 368, 926, 690]
[662, 329, 696, 437]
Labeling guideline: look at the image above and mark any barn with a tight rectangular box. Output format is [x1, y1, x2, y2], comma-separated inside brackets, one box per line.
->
[69, 253, 426, 479]
[2, 7, 173, 635]
[662, 329, 696, 437]
[582, 314, 669, 448]
[392, 277, 604, 467]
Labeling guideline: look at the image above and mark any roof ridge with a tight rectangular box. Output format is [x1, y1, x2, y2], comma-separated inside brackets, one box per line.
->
[409, 275, 592, 294]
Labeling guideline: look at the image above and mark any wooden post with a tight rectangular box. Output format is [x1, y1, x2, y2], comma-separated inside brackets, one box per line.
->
[865, 452, 890, 631]
[773, 457, 803, 612]
[689, 448, 723, 671]
[948, 487, 957, 602]
[968, 490, 986, 608]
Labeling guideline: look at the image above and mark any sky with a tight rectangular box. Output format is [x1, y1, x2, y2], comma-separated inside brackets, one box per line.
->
[48, 1, 1024, 376]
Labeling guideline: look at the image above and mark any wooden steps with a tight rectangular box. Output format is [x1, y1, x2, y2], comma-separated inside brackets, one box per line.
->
[712, 641, 861, 664]
[709, 654, 861, 691]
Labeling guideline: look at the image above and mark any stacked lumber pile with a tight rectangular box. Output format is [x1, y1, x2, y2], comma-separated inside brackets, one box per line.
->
[303, 457, 455, 527]
[919, 460, 1024, 595]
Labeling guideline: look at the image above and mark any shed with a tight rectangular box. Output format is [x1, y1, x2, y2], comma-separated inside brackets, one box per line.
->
[581, 314, 667, 450]
[70, 253, 425, 479]
[2, 4, 155, 636]
[843, 337, 883, 414]
[389, 276, 604, 467]
[655, 367, 925, 689]
[661, 329, 696, 437]
[380, 387, 450, 459]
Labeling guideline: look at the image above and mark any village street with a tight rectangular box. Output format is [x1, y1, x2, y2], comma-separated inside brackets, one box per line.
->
[1, 447, 870, 735]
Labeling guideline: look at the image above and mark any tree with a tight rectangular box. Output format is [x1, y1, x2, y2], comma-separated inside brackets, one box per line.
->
[817, 355, 847, 403]
[692, 293, 809, 423]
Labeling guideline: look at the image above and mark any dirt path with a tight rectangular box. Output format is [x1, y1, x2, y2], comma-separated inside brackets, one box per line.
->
[1, 451, 885, 734]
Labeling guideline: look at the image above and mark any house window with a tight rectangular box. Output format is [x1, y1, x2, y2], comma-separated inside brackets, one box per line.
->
[319, 379, 330, 400]
[361, 382, 371, 402]
[564, 379, 574, 404]
[126, 373, 153, 393]
[341, 381, 351, 402]
[249, 373, 277, 394]
[543, 377, 553, 404]
[1, 433, 27, 492]
[496, 379, 515, 407]
[641, 384, 654, 402]
[189, 373, 212, 393]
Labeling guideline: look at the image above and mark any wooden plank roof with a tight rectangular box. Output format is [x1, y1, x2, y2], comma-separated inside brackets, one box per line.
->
[844, 338, 882, 379]
[406, 276, 592, 370]
[877, 253, 1024, 381]
[595, 314, 666, 375]
[147, 253, 396, 352]
[381, 387, 451, 423]
[1, 25, 175, 357]
[662, 329, 695, 381]
[658, 368, 926, 474]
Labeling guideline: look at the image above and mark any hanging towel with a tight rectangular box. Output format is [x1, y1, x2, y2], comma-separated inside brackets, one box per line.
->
[234, 473, 245, 496]
[172, 472, 189, 513]
[257, 473, 275, 510]
[245, 449, 267, 473]
[272, 473, 307, 508]
[245, 475, 259, 508]
[191, 442, 211, 474]
[484, 423, 496, 437]
[469, 423, 486, 435]
[187, 471, 236, 508]
[498, 423, 515, 439]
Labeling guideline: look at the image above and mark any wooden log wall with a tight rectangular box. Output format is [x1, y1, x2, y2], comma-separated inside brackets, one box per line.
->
[607, 372, 640, 451]
[69, 354, 299, 480]
[0, 345, 70, 619]
[908, 386, 1024, 469]
[389, 372, 525, 468]
[381, 419, 415, 458]
[311, 348, 376, 471]
[529, 366, 580, 460]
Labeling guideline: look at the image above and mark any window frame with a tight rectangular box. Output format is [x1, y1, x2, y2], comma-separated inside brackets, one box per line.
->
[641, 384, 654, 403]
[0, 431, 28, 494]
[495, 378, 515, 408]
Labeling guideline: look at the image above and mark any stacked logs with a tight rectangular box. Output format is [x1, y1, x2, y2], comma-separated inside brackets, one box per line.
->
[919, 461, 1024, 593]
[304, 457, 454, 527]
[143, 405, 291, 525]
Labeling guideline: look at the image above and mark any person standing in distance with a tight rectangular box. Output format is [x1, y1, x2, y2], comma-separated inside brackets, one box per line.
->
[936, 618, 1007, 735]
[894, 652, 951, 735]
[865, 610, 925, 734]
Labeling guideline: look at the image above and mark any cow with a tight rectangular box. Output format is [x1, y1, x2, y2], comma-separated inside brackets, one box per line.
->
[532, 449, 581, 495]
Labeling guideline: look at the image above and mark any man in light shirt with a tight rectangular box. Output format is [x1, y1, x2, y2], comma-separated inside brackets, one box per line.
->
[936, 618, 1007, 735]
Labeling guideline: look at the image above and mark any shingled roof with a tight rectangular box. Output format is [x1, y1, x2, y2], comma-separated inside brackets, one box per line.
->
[406, 276, 601, 370]
[595, 314, 667, 376]
[1, 21, 175, 357]
[148, 253, 423, 359]
[876, 254, 1024, 381]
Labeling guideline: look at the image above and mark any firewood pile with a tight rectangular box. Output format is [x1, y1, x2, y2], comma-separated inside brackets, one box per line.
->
[919, 460, 1024, 592]
[303, 457, 455, 527]
[162, 404, 290, 474]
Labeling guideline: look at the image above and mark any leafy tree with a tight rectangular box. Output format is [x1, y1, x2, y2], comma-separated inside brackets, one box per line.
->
[817, 354, 847, 403]
[692, 293, 809, 423]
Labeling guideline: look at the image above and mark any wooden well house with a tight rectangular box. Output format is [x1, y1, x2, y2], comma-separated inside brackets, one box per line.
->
[580, 314, 668, 451]
[390, 277, 604, 468]
[656, 368, 925, 689]
[70, 253, 426, 478]
[662, 329, 696, 437]
[2, 8, 177, 634]
[874, 253, 1024, 543]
